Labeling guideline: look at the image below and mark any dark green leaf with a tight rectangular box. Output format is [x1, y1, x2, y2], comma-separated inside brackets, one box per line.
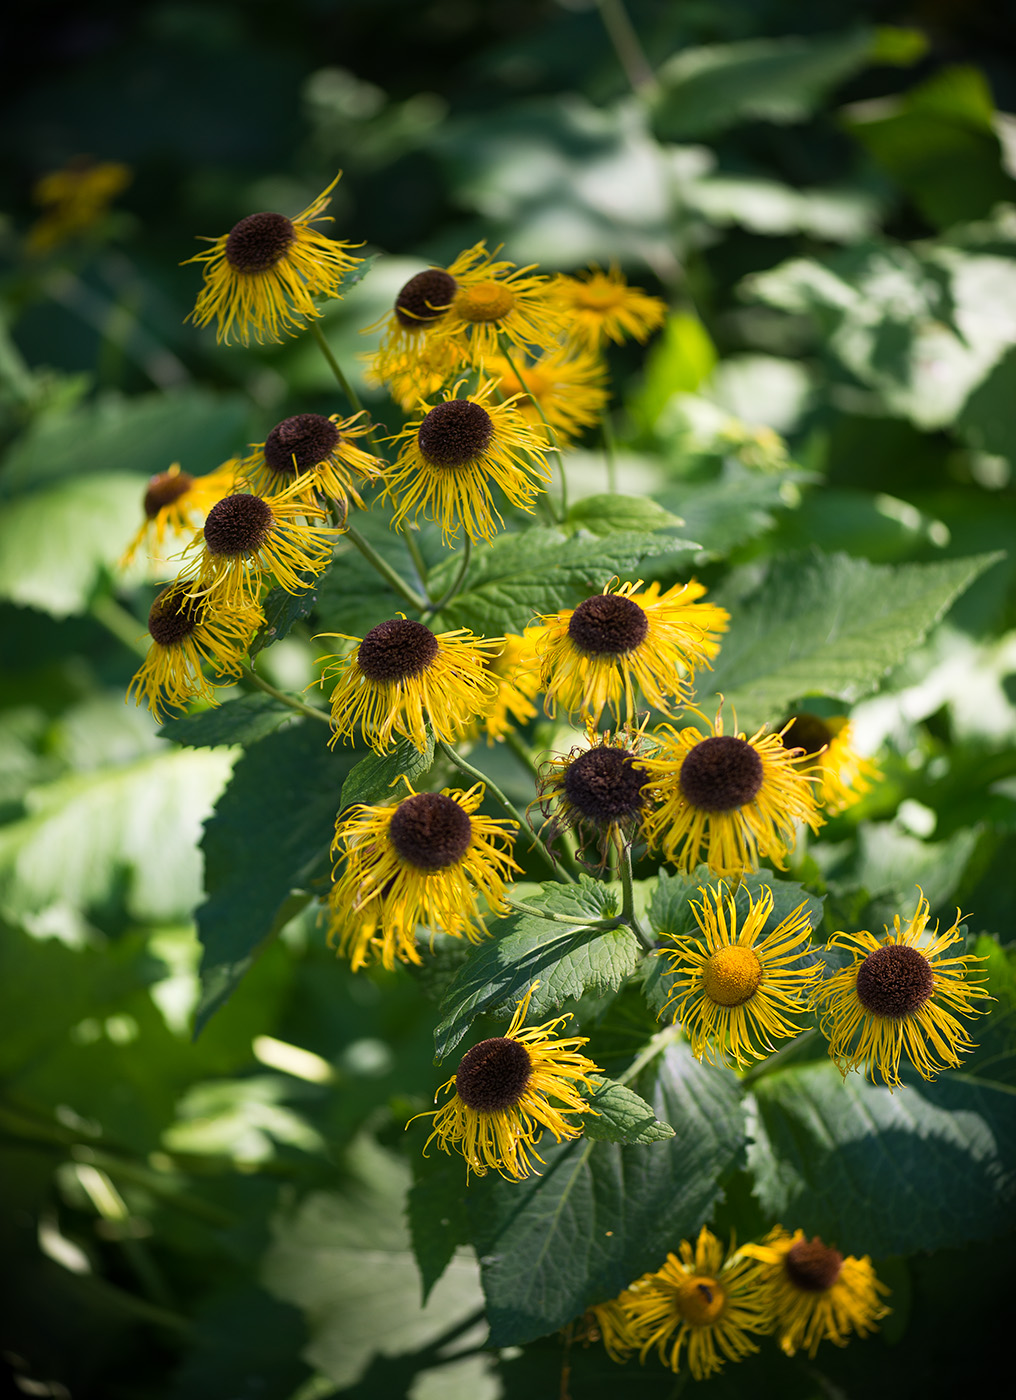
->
[408, 1146, 471, 1305]
[579, 1075, 674, 1144]
[250, 575, 322, 657]
[339, 732, 435, 813]
[158, 694, 293, 749]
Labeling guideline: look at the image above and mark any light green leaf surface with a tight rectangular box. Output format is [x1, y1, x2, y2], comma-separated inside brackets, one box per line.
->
[563, 493, 687, 538]
[579, 1075, 675, 1144]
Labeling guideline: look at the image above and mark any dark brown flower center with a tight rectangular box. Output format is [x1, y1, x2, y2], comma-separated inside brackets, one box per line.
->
[454, 1036, 533, 1112]
[563, 746, 648, 824]
[148, 586, 204, 647]
[263, 414, 341, 474]
[203, 493, 273, 557]
[679, 735, 764, 812]
[225, 211, 295, 273]
[388, 791, 472, 870]
[417, 399, 493, 468]
[782, 712, 834, 757]
[567, 594, 648, 657]
[855, 943, 934, 1018]
[357, 618, 439, 683]
[144, 470, 194, 519]
[394, 269, 457, 329]
[785, 1238, 844, 1292]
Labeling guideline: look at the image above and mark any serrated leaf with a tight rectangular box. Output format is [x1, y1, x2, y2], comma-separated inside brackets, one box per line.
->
[158, 694, 294, 749]
[433, 878, 639, 1062]
[250, 575, 321, 657]
[655, 463, 801, 559]
[339, 732, 435, 812]
[563, 493, 688, 539]
[579, 1075, 674, 1144]
[408, 1146, 471, 1305]
[703, 551, 1001, 732]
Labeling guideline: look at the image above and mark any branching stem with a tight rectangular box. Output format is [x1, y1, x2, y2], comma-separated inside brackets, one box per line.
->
[344, 523, 428, 611]
[239, 664, 332, 726]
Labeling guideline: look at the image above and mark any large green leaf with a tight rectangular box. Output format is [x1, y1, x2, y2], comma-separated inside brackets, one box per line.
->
[158, 694, 295, 749]
[563, 494, 689, 539]
[654, 463, 801, 561]
[578, 1075, 675, 1144]
[339, 732, 435, 812]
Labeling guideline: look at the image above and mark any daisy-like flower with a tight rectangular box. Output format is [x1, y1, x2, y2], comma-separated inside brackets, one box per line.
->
[184, 174, 360, 344]
[419, 983, 601, 1179]
[365, 265, 468, 408]
[660, 883, 820, 1067]
[126, 579, 262, 721]
[486, 345, 609, 447]
[27, 158, 131, 255]
[240, 411, 381, 512]
[742, 1228, 890, 1358]
[551, 265, 666, 352]
[815, 890, 990, 1088]
[183, 480, 340, 609]
[328, 781, 520, 971]
[537, 723, 654, 866]
[382, 381, 550, 545]
[621, 1226, 770, 1379]
[121, 459, 239, 568]
[780, 712, 880, 816]
[319, 617, 502, 753]
[428, 241, 560, 362]
[576, 1301, 641, 1364]
[537, 579, 728, 726]
[477, 628, 544, 743]
[639, 713, 823, 876]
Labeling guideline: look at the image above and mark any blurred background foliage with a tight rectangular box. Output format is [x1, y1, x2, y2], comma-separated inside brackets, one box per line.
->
[1, 0, 1015, 1396]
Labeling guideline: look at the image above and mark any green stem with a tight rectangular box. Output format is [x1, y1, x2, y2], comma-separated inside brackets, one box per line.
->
[344, 523, 428, 611]
[499, 340, 567, 522]
[402, 524, 431, 593]
[619, 842, 655, 952]
[595, 0, 658, 99]
[505, 898, 621, 929]
[423, 535, 471, 619]
[239, 663, 331, 726]
[617, 1021, 682, 1087]
[602, 410, 618, 494]
[310, 321, 364, 415]
[91, 594, 149, 658]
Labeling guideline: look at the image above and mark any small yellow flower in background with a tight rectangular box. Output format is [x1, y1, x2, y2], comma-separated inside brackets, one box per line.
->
[319, 617, 502, 753]
[428, 242, 560, 362]
[639, 713, 823, 876]
[742, 1228, 890, 1357]
[183, 480, 340, 609]
[240, 410, 381, 511]
[120, 459, 239, 568]
[485, 345, 609, 448]
[477, 629, 544, 744]
[780, 712, 881, 816]
[815, 889, 990, 1088]
[382, 381, 550, 545]
[576, 1300, 641, 1363]
[328, 782, 520, 971]
[419, 983, 601, 1179]
[126, 579, 262, 722]
[184, 174, 360, 344]
[660, 883, 819, 1067]
[550, 265, 666, 351]
[537, 723, 654, 866]
[27, 158, 131, 255]
[621, 1226, 770, 1379]
[536, 578, 728, 727]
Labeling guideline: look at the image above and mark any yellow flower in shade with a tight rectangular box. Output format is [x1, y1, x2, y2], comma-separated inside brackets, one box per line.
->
[183, 480, 340, 609]
[536, 578, 728, 727]
[477, 628, 544, 743]
[428, 242, 560, 362]
[537, 723, 654, 867]
[551, 265, 666, 352]
[486, 345, 609, 447]
[742, 1228, 890, 1358]
[240, 411, 381, 512]
[781, 712, 880, 816]
[319, 617, 502, 754]
[419, 983, 601, 1179]
[27, 158, 131, 255]
[660, 883, 820, 1067]
[815, 890, 990, 1088]
[621, 1226, 769, 1379]
[576, 1300, 641, 1363]
[327, 781, 520, 971]
[126, 579, 262, 722]
[120, 460, 240, 568]
[639, 713, 823, 876]
[382, 381, 550, 545]
[184, 174, 360, 344]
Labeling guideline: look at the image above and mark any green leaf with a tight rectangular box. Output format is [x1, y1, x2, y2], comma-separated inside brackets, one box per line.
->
[195, 719, 355, 1031]
[703, 551, 1002, 733]
[465, 1042, 745, 1346]
[408, 1146, 472, 1305]
[250, 575, 321, 658]
[630, 312, 718, 430]
[579, 1075, 674, 1144]
[654, 463, 800, 560]
[746, 1057, 1016, 1255]
[157, 694, 294, 749]
[339, 732, 435, 812]
[563, 494, 688, 539]
[433, 878, 639, 1063]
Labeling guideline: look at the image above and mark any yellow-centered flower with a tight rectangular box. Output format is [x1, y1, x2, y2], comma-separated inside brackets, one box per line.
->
[428, 242, 560, 362]
[551, 265, 666, 351]
[780, 712, 880, 816]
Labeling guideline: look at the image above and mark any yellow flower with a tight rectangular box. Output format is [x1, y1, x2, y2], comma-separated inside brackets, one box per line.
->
[328, 781, 519, 970]
[120, 460, 240, 568]
[660, 883, 820, 1067]
[27, 159, 131, 254]
[419, 983, 600, 1179]
[126, 579, 262, 722]
[781, 712, 880, 816]
[477, 628, 544, 743]
[537, 722, 654, 866]
[742, 1228, 890, 1358]
[382, 381, 550, 545]
[184, 174, 361, 344]
[639, 713, 823, 876]
[183, 480, 340, 609]
[319, 618, 502, 753]
[815, 890, 990, 1088]
[428, 242, 560, 362]
[577, 1300, 641, 1363]
[485, 345, 609, 447]
[551, 265, 666, 351]
[240, 410, 381, 511]
[365, 263, 469, 408]
[537, 578, 728, 726]
[621, 1226, 769, 1379]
